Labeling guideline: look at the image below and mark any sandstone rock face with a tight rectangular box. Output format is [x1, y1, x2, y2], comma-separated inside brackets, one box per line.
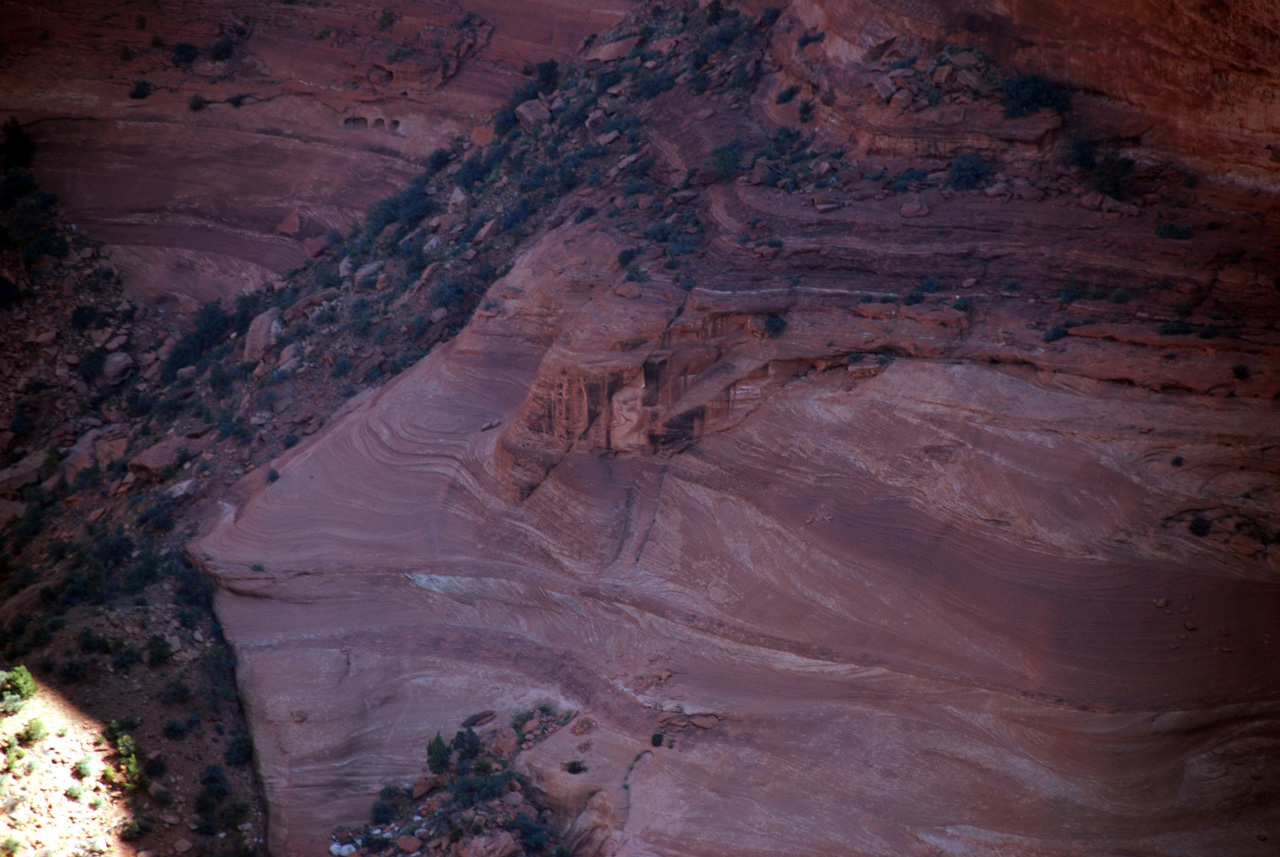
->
[0, 0, 628, 308]
[196, 204, 1280, 856]
[149, 2, 1280, 856]
[788, 0, 1280, 186]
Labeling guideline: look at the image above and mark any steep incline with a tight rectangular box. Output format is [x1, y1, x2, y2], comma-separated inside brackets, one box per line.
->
[172, 2, 1280, 856]
[0, 0, 626, 308]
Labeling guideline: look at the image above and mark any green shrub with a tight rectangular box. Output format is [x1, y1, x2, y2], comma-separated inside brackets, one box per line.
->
[636, 72, 675, 100]
[226, 732, 253, 765]
[0, 836, 18, 856]
[711, 140, 743, 181]
[172, 42, 199, 67]
[1231, 364, 1250, 380]
[17, 719, 46, 747]
[427, 732, 450, 774]
[797, 31, 825, 48]
[163, 720, 187, 740]
[129, 81, 152, 100]
[948, 153, 991, 190]
[1157, 320, 1192, 336]
[66, 783, 84, 801]
[1189, 515, 1211, 537]
[775, 85, 800, 105]
[371, 800, 395, 824]
[1156, 222, 1192, 240]
[1043, 325, 1068, 343]
[119, 819, 152, 842]
[210, 36, 234, 61]
[147, 634, 173, 666]
[650, 732, 664, 747]
[3, 666, 37, 701]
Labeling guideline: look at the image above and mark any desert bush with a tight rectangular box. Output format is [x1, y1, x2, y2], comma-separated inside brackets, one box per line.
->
[1002, 74, 1069, 117]
[1043, 325, 1068, 343]
[2, 666, 37, 701]
[775, 85, 800, 105]
[1067, 138, 1096, 170]
[17, 719, 46, 747]
[210, 36, 234, 61]
[172, 42, 199, 67]
[129, 81, 153, 100]
[371, 799, 395, 824]
[1189, 515, 1211, 536]
[1156, 222, 1192, 240]
[636, 72, 675, 100]
[948, 153, 991, 190]
[427, 732, 450, 774]
[711, 139, 743, 181]
[226, 731, 253, 765]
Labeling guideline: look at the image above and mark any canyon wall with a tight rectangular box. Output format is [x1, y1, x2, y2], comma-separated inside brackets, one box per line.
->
[5, 0, 1277, 854]
[0, 0, 626, 309]
[782, 0, 1280, 185]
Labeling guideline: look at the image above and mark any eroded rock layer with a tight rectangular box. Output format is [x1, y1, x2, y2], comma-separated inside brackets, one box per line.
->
[197, 211, 1280, 855]
[171, 2, 1280, 855]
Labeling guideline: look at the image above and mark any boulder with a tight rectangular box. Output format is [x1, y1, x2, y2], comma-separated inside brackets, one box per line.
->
[0, 449, 44, 494]
[245, 307, 283, 362]
[103, 352, 135, 385]
[128, 438, 192, 480]
[459, 832, 519, 857]
[354, 261, 385, 286]
[899, 197, 930, 218]
[515, 99, 551, 133]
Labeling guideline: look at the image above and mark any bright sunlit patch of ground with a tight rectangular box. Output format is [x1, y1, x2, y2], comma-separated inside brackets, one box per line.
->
[0, 678, 132, 857]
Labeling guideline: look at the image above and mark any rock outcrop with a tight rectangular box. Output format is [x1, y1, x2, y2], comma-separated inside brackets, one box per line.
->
[196, 176, 1280, 857]
[26, 1, 1263, 855]
[0, 0, 628, 309]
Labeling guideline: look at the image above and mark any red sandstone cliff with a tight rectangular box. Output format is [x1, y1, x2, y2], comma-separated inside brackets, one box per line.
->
[185, 2, 1279, 854]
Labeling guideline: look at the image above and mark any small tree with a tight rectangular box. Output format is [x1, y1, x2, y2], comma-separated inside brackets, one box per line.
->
[427, 732, 450, 774]
[711, 139, 743, 182]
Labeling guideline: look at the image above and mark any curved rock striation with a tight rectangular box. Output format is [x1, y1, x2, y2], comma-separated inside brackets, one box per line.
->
[172, 1, 1280, 855]
[196, 201, 1280, 855]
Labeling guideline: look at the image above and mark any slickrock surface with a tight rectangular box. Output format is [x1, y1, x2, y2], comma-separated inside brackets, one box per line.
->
[0, 0, 626, 308]
[125, 1, 1278, 855]
[197, 202, 1280, 855]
